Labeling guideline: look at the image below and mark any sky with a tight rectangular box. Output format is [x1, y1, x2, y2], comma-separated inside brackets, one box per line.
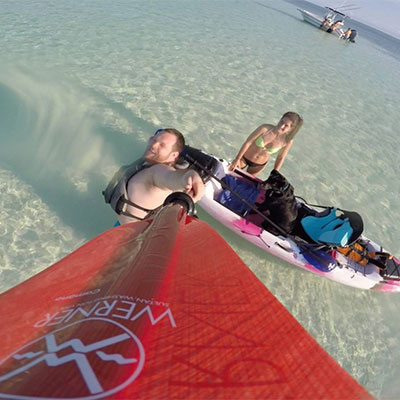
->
[311, 0, 400, 38]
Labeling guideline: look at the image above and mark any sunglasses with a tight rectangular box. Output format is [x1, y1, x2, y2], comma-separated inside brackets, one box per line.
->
[153, 128, 165, 136]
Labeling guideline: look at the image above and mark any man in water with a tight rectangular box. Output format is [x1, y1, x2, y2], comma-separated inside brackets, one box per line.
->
[104, 128, 204, 225]
[342, 28, 352, 40]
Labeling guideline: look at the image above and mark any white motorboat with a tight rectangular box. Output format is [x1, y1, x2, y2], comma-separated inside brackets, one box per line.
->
[297, 7, 357, 41]
[298, 9, 325, 28]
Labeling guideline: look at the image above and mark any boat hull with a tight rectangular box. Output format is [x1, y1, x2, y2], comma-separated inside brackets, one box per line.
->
[298, 9, 344, 37]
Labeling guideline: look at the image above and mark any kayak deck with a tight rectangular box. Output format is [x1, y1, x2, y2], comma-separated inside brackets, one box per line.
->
[190, 150, 400, 292]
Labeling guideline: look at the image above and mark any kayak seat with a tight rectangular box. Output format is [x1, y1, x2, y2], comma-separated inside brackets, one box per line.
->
[300, 208, 363, 247]
[179, 145, 222, 183]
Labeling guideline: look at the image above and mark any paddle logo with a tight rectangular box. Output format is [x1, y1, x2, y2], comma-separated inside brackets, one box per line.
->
[0, 318, 145, 399]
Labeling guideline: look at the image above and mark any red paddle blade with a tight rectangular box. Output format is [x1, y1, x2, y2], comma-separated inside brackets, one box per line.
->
[0, 204, 371, 399]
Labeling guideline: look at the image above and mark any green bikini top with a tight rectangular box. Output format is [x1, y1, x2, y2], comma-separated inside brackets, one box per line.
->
[254, 135, 282, 154]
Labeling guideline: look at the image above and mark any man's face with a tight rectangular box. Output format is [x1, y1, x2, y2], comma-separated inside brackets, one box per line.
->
[144, 132, 179, 165]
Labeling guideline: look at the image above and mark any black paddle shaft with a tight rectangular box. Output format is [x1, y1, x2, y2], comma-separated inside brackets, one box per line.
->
[184, 154, 292, 238]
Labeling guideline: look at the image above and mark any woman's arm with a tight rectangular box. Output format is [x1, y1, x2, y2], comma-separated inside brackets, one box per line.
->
[273, 140, 293, 171]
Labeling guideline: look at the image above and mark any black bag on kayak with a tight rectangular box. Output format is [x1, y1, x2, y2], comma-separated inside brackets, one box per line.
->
[249, 169, 298, 236]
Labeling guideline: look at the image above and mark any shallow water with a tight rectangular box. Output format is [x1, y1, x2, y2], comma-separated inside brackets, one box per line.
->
[1, 0, 400, 397]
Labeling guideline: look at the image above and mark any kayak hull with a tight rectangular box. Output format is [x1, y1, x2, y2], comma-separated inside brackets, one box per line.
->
[196, 152, 400, 292]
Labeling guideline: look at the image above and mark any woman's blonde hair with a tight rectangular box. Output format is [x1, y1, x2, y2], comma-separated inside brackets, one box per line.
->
[281, 112, 303, 142]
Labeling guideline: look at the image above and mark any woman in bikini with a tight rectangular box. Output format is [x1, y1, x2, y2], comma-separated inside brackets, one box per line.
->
[229, 112, 303, 176]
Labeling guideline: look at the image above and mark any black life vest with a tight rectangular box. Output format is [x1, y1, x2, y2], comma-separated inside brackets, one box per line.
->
[102, 158, 155, 220]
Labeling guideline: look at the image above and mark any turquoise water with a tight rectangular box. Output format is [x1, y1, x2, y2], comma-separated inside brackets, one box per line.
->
[1, 0, 400, 397]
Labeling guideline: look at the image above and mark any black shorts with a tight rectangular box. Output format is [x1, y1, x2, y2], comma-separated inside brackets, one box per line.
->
[242, 156, 267, 168]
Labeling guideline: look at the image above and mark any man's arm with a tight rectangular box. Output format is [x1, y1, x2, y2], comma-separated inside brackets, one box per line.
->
[150, 165, 205, 202]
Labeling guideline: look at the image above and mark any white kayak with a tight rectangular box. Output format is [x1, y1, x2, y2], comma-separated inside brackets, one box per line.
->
[181, 147, 400, 292]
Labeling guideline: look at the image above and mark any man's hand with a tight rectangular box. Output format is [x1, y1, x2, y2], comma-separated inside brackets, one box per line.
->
[182, 170, 205, 202]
